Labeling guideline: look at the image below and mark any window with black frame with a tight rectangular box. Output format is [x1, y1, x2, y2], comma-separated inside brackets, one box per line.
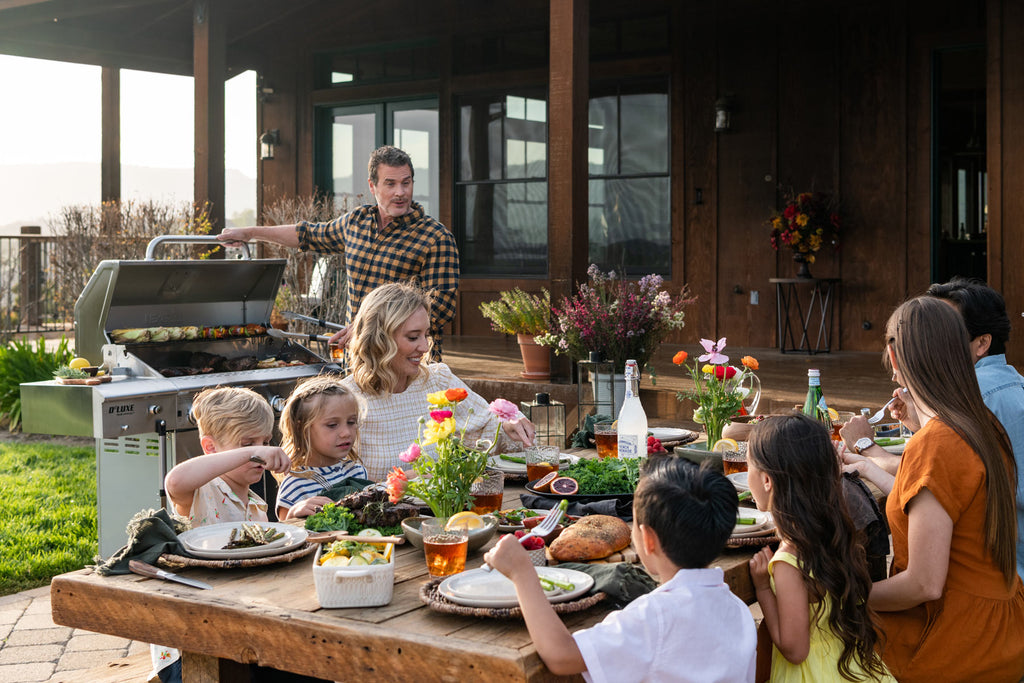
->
[456, 92, 549, 276]
[588, 81, 670, 276]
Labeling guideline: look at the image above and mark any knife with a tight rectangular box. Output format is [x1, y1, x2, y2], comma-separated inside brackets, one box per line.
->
[280, 311, 345, 330]
[129, 560, 212, 590]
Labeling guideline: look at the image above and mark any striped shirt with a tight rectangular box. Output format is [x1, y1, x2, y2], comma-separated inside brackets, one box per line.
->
[341, 363, 524, 481]
[297, 201, 459, 360]
[275, 460, 368, 511]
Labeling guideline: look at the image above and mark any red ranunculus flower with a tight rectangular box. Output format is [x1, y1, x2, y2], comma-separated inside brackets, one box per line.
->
[713, 365, 738, 380]
[429, 409, 453, 423]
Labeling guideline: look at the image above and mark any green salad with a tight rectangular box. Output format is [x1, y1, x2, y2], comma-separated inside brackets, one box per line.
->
[554, 458, 641, 495]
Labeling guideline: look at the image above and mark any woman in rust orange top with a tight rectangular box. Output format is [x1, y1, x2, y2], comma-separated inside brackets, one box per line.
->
[845, 296, 1024, 682]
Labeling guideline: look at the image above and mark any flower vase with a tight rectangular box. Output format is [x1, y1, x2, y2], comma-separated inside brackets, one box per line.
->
[704, 414, 728, 448]
[793, 252, 812, 279]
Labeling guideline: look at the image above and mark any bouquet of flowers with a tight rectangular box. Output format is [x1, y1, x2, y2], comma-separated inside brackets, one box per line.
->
[673, 338, 759, 446]
[385, 389, 519, 519]
[536, 265, 692, 371]
[768, 190, 840, 262]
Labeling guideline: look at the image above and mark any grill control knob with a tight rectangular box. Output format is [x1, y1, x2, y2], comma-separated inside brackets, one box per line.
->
[185, 405, 197, 425]
[120, 425, 129, 433]
[148, 405, 162, 415]
[269, 396, 286, 413]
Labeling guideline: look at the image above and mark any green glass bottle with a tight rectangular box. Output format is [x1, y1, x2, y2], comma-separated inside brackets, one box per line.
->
[802, 369, 833, 430]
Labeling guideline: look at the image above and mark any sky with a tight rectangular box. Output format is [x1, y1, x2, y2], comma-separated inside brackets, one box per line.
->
[0, 54, 255, 225]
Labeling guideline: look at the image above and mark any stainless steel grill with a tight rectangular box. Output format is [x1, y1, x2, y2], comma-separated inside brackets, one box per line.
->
[21, 236, 337, 555]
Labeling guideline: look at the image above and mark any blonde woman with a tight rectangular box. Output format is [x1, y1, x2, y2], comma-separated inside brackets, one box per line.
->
[341, 282, 535, 480]
[845, 296, 1024, 681]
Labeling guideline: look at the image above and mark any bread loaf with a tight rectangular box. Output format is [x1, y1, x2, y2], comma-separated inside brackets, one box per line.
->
[549, 515, 631, 561]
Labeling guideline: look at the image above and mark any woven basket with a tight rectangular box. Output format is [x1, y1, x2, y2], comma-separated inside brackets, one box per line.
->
[725, 532, 779, 549]
[419, 577, 606, 619]
[312, 544, 394, 608]
[158, 542, 316, 569]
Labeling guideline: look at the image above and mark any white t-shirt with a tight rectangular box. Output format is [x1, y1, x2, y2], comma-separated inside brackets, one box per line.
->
[573, 567, 757, 683]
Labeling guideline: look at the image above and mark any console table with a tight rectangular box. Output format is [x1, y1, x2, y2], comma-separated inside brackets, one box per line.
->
[769, 278, 840, 354]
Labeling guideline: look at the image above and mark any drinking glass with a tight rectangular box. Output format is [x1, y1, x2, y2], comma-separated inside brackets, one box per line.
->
[422, 518, 468, 577]
[831, 411, 856, 441]
[594, 422, 618, 459]
[526, 445, 560, 482]
[328, 341, 344, 362]
[722, 443, 748, 476]
[470, 470, 504, 514]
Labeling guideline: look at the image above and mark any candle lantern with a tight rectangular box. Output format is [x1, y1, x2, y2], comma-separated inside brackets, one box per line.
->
[520, 392, 566, 448]
[577, 352, 616, 432]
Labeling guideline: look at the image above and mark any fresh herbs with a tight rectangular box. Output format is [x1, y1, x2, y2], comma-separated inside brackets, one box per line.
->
[303, 503, 402, 536]
[555, 458, 641, 495]
[493, 508, 541, 525]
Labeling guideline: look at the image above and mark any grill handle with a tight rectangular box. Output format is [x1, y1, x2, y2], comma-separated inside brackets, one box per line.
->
[145, 235, 252, 261]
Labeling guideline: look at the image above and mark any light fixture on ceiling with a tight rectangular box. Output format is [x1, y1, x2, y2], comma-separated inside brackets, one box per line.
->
[260, 129, 280, 160]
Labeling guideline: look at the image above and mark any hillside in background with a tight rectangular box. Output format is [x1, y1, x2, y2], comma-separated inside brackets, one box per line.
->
[0, 163, 255, 235]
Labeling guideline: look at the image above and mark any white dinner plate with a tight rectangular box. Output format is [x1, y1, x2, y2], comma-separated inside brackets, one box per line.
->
[179, 522, 308, 560]
[733, 509, 770, 535]
[486, 453, 579, 474]
[438, 567, 594, 608]
[727, 472, 749, 491]
[649, 427, 693, 442]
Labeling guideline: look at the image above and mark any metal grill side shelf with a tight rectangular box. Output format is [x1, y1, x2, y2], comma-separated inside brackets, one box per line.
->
[769, 278, 840, 354]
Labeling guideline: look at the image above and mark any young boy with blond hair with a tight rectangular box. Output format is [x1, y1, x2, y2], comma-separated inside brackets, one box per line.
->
[484, 458, 757, 683]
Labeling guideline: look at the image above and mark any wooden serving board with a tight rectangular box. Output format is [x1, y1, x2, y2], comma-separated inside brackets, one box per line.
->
[57, 375, 112, 385]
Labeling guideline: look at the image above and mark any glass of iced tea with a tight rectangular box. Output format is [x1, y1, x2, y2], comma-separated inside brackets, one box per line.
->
[422, 518, 468, 577]
[329, 341, 344, 362]
[830, 411, 856, 441]
[470, 470, 504, 514]
[594, 422, 618, 459]
[722, 443, 748, 476]
[526, 445, 560, 483]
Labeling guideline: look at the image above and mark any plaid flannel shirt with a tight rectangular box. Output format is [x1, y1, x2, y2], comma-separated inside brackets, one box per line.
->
[297, 201, 459, 360]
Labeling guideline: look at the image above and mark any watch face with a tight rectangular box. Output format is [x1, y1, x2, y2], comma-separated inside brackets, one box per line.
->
[855, 437, 874, 452]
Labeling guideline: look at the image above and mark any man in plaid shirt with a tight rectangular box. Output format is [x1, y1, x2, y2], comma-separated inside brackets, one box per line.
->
[218, 146, 459, 360]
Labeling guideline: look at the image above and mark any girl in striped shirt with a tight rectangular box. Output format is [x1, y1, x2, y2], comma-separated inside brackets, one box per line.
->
[275, 376, 367, 520]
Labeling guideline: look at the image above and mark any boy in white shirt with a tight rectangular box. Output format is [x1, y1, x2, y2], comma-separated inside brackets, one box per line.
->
[484, 458, 757, 683]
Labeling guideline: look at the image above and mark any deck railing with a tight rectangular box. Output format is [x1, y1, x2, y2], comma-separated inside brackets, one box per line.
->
[0, 229, 71, 340]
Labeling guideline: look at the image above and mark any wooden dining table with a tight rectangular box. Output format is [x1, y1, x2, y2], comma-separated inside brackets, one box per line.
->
[50, 466, 762, 682]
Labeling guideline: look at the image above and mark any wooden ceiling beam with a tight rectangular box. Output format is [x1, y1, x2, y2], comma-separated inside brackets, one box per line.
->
[0, 22, 191, 71]
[0, 0, 178, 32]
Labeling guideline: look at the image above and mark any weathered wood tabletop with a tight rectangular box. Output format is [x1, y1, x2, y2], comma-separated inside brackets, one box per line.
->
[50, 472, 760, 682]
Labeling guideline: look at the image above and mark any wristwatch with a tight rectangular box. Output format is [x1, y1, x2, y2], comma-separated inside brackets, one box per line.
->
[852, 437, 874, 455]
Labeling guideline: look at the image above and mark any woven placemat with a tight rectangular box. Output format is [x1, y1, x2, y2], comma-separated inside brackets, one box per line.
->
[158, 541, 317, 569]
[420, 577, 607, 618]
[725, 532, 779, 549]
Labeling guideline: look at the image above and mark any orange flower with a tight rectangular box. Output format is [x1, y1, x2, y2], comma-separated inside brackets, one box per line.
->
[672, 350, 689, 365]
[445, 387, 468, 402]
[741, 356, 759, 370]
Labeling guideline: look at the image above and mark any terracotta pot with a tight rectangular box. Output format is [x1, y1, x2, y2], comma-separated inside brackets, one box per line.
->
[517, 334, 551, 380]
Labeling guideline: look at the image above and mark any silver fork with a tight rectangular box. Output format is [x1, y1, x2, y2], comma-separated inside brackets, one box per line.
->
[480, 505, 565, 572]
[867, 389, 906, 424]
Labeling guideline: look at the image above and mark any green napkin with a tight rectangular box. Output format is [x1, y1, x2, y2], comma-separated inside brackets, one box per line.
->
[556, 561, 657, 607]
[571, 413, 614, 448]
[92, 508, 192, 576]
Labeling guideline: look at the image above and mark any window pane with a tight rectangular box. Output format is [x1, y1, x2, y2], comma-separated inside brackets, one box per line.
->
[589, 95, 619, 175]
[588, 177, 670, 275]
[459, 182, 548, 275]
[459, 93, 546, 181]
[393, 107, 438, 217]
[332, 113, 376, 209]
[620, 92, 668, 174]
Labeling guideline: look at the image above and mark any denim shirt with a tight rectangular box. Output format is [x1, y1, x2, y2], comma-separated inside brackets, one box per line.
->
[975, 354, 1024, 580]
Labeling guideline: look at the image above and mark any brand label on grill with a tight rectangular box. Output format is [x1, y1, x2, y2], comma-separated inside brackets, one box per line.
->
[108, 404, 135, 415]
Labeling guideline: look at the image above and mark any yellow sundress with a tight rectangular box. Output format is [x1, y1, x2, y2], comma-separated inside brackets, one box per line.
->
[767, 551, 894, 682]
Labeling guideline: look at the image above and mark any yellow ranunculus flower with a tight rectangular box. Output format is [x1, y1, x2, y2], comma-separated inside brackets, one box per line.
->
[796, 213, 809, 227]
[426, 390, 450, 406]
[422, 417, 456, 445]
[701, 364, 714, 374]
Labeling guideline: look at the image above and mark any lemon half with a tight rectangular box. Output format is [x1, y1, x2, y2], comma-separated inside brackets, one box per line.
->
[711, 438, 740, 453]
[69, 357, 91, 370]
[445, 511, 484, 531]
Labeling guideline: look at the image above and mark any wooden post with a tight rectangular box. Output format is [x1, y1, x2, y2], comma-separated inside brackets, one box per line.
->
[19, 226, 42, 327]
[193, 0, 226, 234]
[548, 0, 589, 380]
[101, 66, 121, 236]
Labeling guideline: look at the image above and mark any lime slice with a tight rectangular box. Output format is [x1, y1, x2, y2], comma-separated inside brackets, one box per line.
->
[356, 528, 383, 537]
[348, 555, 369, 566]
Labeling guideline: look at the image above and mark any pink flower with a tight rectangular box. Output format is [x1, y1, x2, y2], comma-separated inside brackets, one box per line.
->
[488, 398, 518, 421]
[697, 337, 729, 364]
[429, 409, 453, 423]
[385, 466, 408, 503]
[399, 443, 421, 463]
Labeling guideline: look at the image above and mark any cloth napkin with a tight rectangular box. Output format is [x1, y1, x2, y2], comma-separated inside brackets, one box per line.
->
[318, 477, 377, 501]
[571, 413, 614, 448]
[92, 508, 192, 576]
[520, 493, 633, 522]
[556, 561, 657, 607]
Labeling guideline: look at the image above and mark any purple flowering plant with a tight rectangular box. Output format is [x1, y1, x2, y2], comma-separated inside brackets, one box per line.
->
[536, 265, 692, 372]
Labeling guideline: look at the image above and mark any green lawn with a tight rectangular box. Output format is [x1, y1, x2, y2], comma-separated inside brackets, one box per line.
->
[0, 441, 97, 596]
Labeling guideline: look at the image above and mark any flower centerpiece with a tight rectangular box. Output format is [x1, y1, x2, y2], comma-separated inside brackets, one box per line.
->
[385, 389, 519, 519]
[673, 338, 759, 447]
[536, 265, 692, 373]
[768, 190, 840, 278]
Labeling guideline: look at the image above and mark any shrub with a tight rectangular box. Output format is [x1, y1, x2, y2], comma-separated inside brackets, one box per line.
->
[479, 288, 551, 336]
[0, 336, 72, 431]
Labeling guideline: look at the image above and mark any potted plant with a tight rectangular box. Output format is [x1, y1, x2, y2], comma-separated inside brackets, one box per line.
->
[478, 288, 552, 379]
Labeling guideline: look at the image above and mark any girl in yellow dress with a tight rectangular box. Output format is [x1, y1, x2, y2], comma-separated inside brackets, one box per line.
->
[746, 414, 894, 682]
